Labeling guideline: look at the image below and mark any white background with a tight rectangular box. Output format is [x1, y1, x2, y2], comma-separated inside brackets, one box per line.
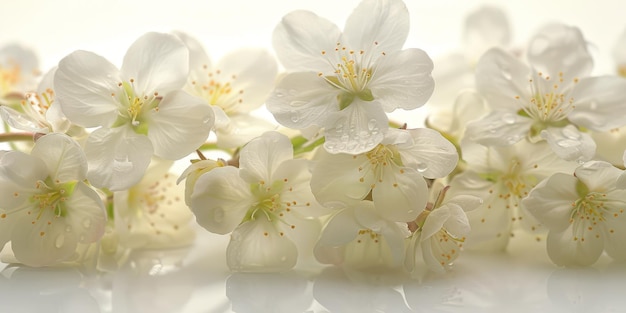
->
[1, 1, 626, 312]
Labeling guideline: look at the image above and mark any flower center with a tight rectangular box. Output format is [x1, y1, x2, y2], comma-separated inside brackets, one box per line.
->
[517, 72, 579, 137]
[30, 178, 76, 220]
[319, 42, 383, 110]
[245, 179, 286, 223]
[190, 67, 244, 114]
[0, 63, 21, 97]
[111, 79, 161, 134]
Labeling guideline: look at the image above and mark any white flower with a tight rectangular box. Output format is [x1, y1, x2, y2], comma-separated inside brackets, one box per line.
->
[314, 201, 408, 270]
[523, 161, 626, 266]
[448, 139, 577, 250]
[190, 131, 325, 272]
[429, 5, 511, 108]
[405, 185, 481, 273]
[113, 160, 195, 250]
[175, 32, 278, 148]
[267, 0, 434, 154]
[311, 127, 458, 222]
[466, 24, 626, 162]
[0, 44, 39, 99]
[54, 32, 214, 191]
[0, 67, 70, 134]
[0, 133, 106, 267]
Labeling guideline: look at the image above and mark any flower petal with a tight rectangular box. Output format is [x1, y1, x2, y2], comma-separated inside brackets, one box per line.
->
[10, 208, 79, 267]
[441, 203, 471, 238]
[226, 217, 298, 272]
[266, 72, 339, 129]
[603, 194, 626, 261]
[85, 127, 153, 191]
[31, 133, 87, 182]
[214, 48, 278, 113]
[343, 0, 409, 53]
[64, 182, 107, 243]
[540, 126, 596, 162]
[146, 90, 213, 159]
[546, 226, 604, 266]
[466, 110, 532, 146]
[172, 31, 212, 75]
[475, 48, 532, 110]
[399, 128, 458, 179]
[239, 131, 293, 184]
[55, 50, 120, 127]
[121, 32, 189, 94]
[311, 152, 372, 207]
[568, 76, 626, 131]
[215, 114, 277, 149]
[190, 166, 253, 235]
[574, 160, 622, 191]
[420, 207, 449, 240]
[272, 10, 341, 71]
[0, 106, 48, 133]
[372, 166, 428, 222]
[370, 48, 434, 111]
[323, 100, 387, 154]
[522, 173, 579, 232]
[0, 150, 47, 209]
[527, 24, 592, 84]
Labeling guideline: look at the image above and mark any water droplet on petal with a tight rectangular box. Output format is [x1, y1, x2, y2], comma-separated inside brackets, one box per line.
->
[213, 208, 225, 223]
[55, 235, 65, 248]
[561, 126, 581, 139]
[275, 91, 284, 98]
[505, 135, 519, 145]
[502, 113, 516, 124]
[65, 226, 72, 232]
[557, 139, 580, 148]
[82, 218, 91, 229]
[417, 163, 428, 173]
[289, 111, 300, 123]
[368, 119, 377, 130]
[113, 157, 133, 172]
[289, 100, 308, 107]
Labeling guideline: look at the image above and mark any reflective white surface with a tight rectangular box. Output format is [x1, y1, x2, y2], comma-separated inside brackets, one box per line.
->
[2, 230, 625, 313]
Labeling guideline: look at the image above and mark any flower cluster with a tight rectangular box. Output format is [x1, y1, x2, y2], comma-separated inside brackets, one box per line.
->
[1, 0, 626, 275]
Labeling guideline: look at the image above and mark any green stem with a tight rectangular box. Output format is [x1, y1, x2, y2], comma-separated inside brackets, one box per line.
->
[197, 142, 233, 156]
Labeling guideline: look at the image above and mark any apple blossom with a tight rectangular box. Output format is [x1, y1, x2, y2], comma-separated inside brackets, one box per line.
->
[267, 0, 434, 154]
[311, 127, 457, 222]
[54, 32, 214, 191]
[190, 132, 326, 272]
[0, 133, 106, 267]
[523, 161, 626, 266]
[466, 24, 626, 162]
[175, 32, 278, 148]
[448, 139, 577, 250]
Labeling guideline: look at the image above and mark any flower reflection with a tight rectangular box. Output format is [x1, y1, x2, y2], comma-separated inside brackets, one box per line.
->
[226, 271, 313, 313]
[313, 266, 410, 313]
[0, 265, 100, 312]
